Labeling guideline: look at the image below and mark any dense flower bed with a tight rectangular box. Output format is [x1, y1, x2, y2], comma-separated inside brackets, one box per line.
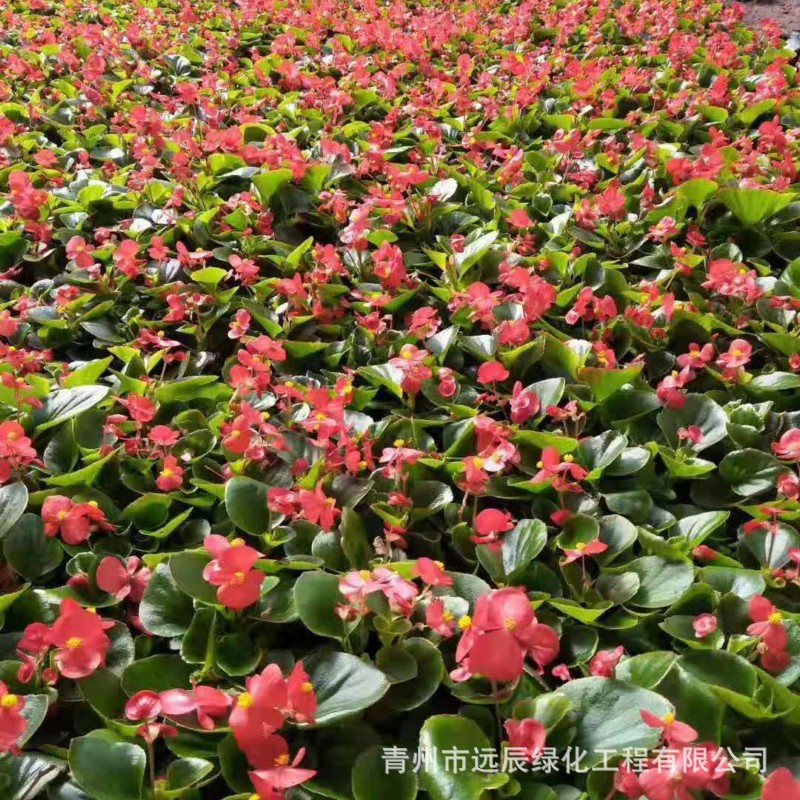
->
[1, 0, 800, 797]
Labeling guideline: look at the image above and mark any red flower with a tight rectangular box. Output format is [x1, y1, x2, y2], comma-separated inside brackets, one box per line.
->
[762, 768, 800, 800]
[203, 535, 265, 610]
[125, 690, 163, 721]
[156, 455, 184, 491]
[640, 709, 697, 746]
[531, 448, 587, 492]
[414, 557, 453, 587]
[638, 742, 730, 800]
[222, 415, 254, 454]
[747, 594, 788, 651]
[560, 538, 608, 565]
[477, 360, 509, 386]
[229, 664, 287, 765]
[509, 382, 540, 424]
[426, 599, 456, 637]
[297, 484, 340, 531]
[160, 685, 232, 730]
[49, 599, 114, 679]
[677, 425, 703, 446]
[0, 681, 26, 753]
[286, 662, 316, 724]
[42, 496, 111, 545]
[471, 508, 515, 548]
[249, 740, 316, 797]
[504, 718, 546, 762]
[453, 587, 559, 682]
[507, 208, 534, 229]
[96, 556, 151, 602]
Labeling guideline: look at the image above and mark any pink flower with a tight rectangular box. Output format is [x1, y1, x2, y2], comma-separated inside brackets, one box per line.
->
[774, 429, 800, 461]
[589, 646, 624, 678]
[692, 613, 717, 639]
[202, 535, 265, 610]
[504, 718, 546, 761]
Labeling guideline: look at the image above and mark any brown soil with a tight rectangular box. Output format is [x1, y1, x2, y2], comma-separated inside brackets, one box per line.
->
[739, 0, 800, 33]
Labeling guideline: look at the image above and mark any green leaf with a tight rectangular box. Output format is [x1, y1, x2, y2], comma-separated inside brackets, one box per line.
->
[352, 745, 418, 800]
[121, 494, 171, 530]
[614, 557, 695, 608]
[718, 187, 794, 227]
[556, 678, 672, 766]
[224, 477, 270, 535]
[719, 449, 785, 496]
[677, 179, 718, 210]
[294, 571, 348, 640]
[138, 563, 194, 637]
[0, 482, 28, 540]
[63, 358, 114, 389]
[454, 231, 499, 275]
[658, 394, 727, 452]
[34, 385, 109, 433]
[306, 651, 390, 726]
[749, 372, 800, 391]
[477, 518, 547, 582]
[579, 364, 642, 402]
[340, 507, 372, 569]
[385, 638, 444, 712]
[252, 168, 293, 205]
[69, 730, 146, 800]
[169, 550, 219, 604]
[3, 513, 62, 581]
[671, 511, 728, 546]
[0, 753, 65, 800]
[419, 715, 509, 799]
[122, 654, 193, 694]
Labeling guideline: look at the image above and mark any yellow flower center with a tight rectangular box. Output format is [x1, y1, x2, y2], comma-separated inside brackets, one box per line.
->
[58, 511, 68, 520]
[732, 348, 743, 357]
[88, 501, 98, 508]
[575, 542, 586, 552]
[443, 610, 454, 623]
[662, 712, 675, 725]
[458, 615, 472, 630]
[229, 429, 241, 437]
[563, 454, 574, 463]
[393, 439, 405, 447]
[473, 457, 485, 468]
[504, 617, 517, 631]
[237, 692, 253, 708]
[66, 637, 82, 649]
[230, 538, 245, 547]
[359, 570, 372, 579]
[315, 412, 327, 420]
[276, 754, 290, 766]
[1, 694, 18, 709]
[301, 681, 314, 694]
[161, 468, 174, 478]
[768, 611, 783, 625]
[401, 350, 413, 360]
[232, 571, 246, 584]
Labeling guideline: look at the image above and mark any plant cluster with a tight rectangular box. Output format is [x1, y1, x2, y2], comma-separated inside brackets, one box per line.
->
[0, 0, 800, 798]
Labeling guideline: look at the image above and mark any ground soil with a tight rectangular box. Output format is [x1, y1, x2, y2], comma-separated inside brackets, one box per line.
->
[739, 0, 800, 33]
